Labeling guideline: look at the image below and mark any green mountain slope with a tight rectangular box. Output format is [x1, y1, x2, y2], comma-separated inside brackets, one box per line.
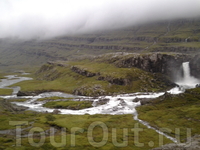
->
[14, 53, 185, 96]
[0, 18, 200, 71]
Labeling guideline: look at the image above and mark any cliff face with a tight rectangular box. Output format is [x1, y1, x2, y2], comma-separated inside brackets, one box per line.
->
[31, 52, 200, 96]
[98, 53, 191, 77]
[119, 54, 187, 74]
[190, 54, 200, 79]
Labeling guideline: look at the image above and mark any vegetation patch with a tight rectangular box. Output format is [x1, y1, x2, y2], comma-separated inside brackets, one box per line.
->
[0, 88, 13, 95]
[8, 98, 29, 102]
[43, 100, 93, 110]
[0, 98, 173, 150]
[136, 87, 200, 142]
[0, 76, 6, 80]
[37, 96, 71, 101]
[37, 114, 172, 150]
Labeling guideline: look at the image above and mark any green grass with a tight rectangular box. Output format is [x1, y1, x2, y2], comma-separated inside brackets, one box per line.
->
[0, 73, 9, 80]
[0, 99, 44, 130]
[37, 96, 71, 101]
[0, 88, 13, 95]
[136, 87, 200, 142]
[35, 114, 172, 150]
[8, 98, 29, 102]
[43, 100, 93, 110]
[0, 75, 5, 79]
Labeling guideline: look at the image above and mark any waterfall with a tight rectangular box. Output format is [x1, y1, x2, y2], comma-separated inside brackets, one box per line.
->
[176, 62, 199, 89]
[182, 62, 191, 81]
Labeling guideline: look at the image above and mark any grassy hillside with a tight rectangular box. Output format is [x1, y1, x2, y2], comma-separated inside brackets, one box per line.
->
[137, 87, 200, 142]
[0, 89, 13, 96]
[0, 18, 200, 71]
[13, 55, 174, 96]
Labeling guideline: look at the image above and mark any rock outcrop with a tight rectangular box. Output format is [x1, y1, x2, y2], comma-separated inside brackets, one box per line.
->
[71, 66, 131, 85]
[71, 66, 99, 77]
[113, 53, 191, 76]
[73, 85, 106, 96]
[47, 61, 68, 67]
[17, 90, 50, 96]
[189, 54, 200, 79]
[97, 76, 131, 86]
[52, 109, 61, 114]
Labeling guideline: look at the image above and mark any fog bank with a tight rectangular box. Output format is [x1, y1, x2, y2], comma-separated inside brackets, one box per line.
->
[0, 0, 200, 39]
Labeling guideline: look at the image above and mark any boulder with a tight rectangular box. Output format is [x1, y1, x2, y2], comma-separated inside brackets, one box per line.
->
[52, 109, 61, 114]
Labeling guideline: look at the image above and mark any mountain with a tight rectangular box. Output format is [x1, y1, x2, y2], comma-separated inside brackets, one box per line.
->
[0, 18, 200, 71]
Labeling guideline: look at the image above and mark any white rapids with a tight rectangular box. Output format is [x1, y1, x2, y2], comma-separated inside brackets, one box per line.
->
[0, 62, 199, 143]
[11, 92, 166, 115]
[0, 75, 184, 116]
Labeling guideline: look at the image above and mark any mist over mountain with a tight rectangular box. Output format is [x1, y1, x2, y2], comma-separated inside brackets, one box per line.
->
[0, 18, 200, 71]
[1, 0, 200, 39]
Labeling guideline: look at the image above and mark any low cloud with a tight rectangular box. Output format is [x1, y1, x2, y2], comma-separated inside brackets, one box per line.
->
[0, 0, 200, 39]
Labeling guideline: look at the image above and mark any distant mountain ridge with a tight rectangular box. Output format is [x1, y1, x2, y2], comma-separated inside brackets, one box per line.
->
[0, 18, 200, 71]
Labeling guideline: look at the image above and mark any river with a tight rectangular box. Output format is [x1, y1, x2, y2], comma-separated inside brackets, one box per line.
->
[0, 62, 199, 143]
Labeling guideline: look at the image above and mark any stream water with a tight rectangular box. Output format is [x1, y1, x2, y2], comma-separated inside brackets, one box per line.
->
[0, 62, 199, 143]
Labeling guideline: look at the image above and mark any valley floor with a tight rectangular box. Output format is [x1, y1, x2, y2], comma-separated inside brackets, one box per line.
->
[0, 70, 200, 149]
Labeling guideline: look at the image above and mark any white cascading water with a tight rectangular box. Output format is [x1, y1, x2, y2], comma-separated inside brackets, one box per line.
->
[183, 62, 190, 79]
[176, 62, 199, 89]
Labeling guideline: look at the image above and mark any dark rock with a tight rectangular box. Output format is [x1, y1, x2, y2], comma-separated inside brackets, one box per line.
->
[93, 98, 109, 106]
[71, 66, 98, 77]
[159, 92, 174, 101]
[133, 97, 154, 105]
[73, 85, 106, 96]
[11, 104, 28, 111]
[98, 76, 131, 85]
[52, 109, 61, 114]
[196, 84, 200, 88]
[17, 90, 49, 96]
[190, 54, 200, 79]
[2, 99, 28, 113]
[47, 61, 68, 67]
[119, 99, 126, 106]
[17, 91, 31, 96]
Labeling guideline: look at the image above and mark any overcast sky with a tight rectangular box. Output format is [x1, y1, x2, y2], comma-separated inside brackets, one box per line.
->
[0, 0, 200, 39]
